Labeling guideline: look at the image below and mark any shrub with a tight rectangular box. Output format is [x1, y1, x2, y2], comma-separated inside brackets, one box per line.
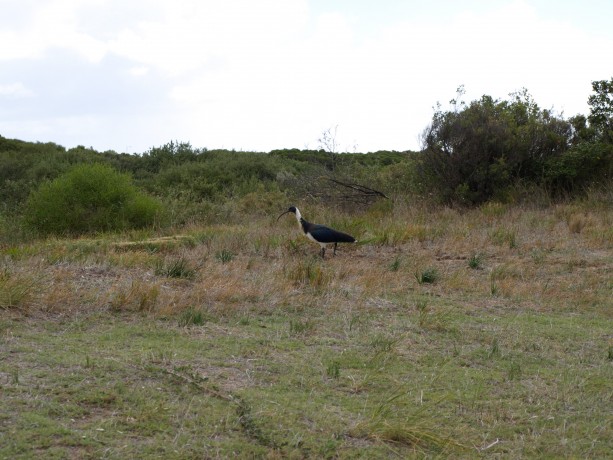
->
[24, 163, 164, 235]
[419, 88, 573, 204]
[544, 142, 613, 194]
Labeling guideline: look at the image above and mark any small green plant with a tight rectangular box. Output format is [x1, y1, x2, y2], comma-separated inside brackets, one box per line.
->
[468, 253, 483, 269]
[389, 256, 401, 272]
[289, 319, 315, 336]
[370, 334, 397, 353]
[155, 257, 196, 279]
[238, 317, 250, 326]
[178, 307, 207, 327]
[607, 346, 613, 361]
[415, 267, 439, 284]
[326, 360, 341, 379]
[416, 298, 429, 325]
[507, 361, 522, 380]
[215, 249, 234, 264]
[11, 367, 19, 385]
[488, 337, 501, 359]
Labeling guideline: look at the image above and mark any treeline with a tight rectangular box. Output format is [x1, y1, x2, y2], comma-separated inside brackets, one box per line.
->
[1, 79, 611, 238]
[0, 136, 412, 235]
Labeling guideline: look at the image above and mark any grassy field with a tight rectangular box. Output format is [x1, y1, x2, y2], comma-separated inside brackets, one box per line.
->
[1, 199, 612, 458]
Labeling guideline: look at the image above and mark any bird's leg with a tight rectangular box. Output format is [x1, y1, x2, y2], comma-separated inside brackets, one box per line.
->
[321, 247, 325, 259]
[333, 242, 338, 256]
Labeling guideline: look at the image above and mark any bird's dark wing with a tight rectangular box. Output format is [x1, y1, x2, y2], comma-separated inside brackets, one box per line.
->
[309, 224, 356, 243]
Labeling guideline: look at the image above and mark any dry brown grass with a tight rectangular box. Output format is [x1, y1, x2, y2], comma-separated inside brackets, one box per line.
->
[2, 201, 610, 319]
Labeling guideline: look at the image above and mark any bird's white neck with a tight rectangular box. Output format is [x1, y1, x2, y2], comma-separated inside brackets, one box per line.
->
[294, 207, 302, 222]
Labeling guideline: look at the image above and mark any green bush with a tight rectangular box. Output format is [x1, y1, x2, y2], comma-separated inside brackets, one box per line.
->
[24, 163, 164, 235]
[544, 142, 613, 194]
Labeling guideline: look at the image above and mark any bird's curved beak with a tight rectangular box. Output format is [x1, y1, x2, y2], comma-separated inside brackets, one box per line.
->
[276, 210, 291, 221]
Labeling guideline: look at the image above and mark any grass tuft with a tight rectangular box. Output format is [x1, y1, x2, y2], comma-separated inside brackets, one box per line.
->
[0, 270, 36, 310]
[155, 257, 196, 279]
[389, 256, 401, 272]
[289, 319, 315, 336]
[468, 252, 483, 269]
[326, 360, 341, 379]
[178, 307, 207, 327]
[350, 391, 465, 454]
[415, 267, 439, 284]
[285, 259, 331, 288]
[416, 299, 452, 331]
[215, 249, 234, 264]
[110, 280, 160, 312]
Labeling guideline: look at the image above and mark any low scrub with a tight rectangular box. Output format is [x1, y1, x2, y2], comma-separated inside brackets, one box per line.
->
[24, 163, 164, 236]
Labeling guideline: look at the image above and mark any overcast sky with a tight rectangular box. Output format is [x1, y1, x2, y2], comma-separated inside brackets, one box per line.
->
[1, 0, 612, 154]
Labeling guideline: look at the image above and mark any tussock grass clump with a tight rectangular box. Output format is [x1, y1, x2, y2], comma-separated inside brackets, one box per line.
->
[350, 392, 465, 454]
[415, 267, 439, 284]
[468, 252, 483, 269]
[325, 360, 341, 379]
[284, 259, 332, 288]
[0, 270, 36, 310]
[178, 307, 207, 327]
[215, 249, 234, 264]
[490, 226, 518, 248]
[155, 257, 196, 279]
[109, 280, 160, 312]
[289, 319, 315, 336]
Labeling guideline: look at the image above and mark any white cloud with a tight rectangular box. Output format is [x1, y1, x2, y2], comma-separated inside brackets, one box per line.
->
[128, 66, 150, 77]
[0, 0, 108, 62]
[107, 0, 310, 76]
[0, 82, 35, 99]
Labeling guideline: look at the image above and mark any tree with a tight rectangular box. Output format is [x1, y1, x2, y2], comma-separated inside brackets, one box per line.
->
[587, 78, 613, 143]
[419, 88, 573, 204]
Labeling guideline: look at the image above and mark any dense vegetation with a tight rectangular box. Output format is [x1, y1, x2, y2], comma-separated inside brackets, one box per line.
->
[1, 79, 612, 240]
[23, 163, 163, 235]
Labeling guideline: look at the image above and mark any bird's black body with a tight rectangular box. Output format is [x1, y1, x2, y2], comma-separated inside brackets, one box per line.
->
[277, 206, 356, 258]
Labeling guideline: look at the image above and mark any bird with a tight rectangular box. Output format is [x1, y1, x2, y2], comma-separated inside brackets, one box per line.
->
[277, 206, 356, 259]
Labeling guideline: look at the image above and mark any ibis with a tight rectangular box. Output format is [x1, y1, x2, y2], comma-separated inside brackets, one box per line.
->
[277, 206, 356, 258]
